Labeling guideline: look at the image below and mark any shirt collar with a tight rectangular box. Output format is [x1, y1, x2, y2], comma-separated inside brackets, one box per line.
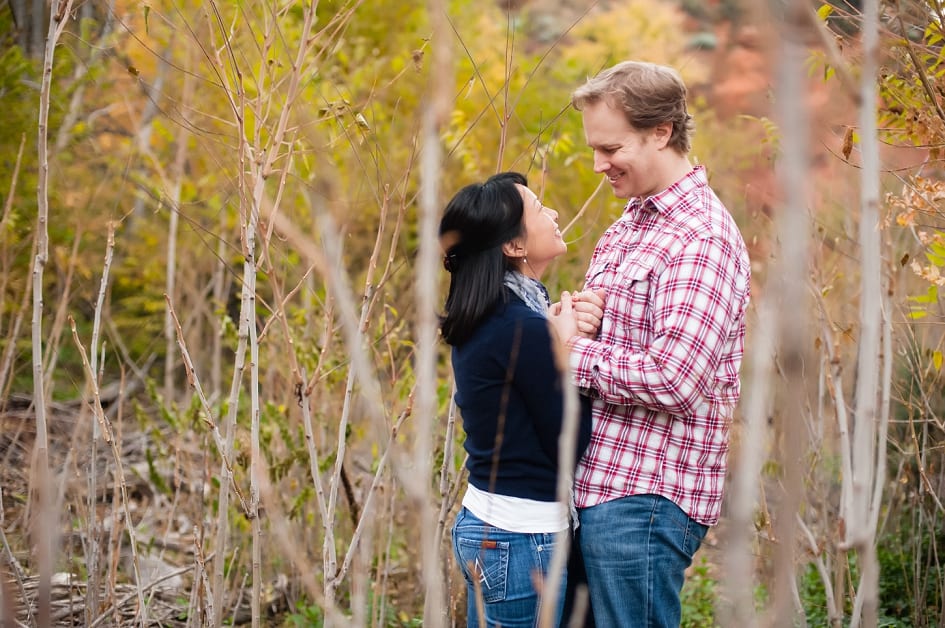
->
[622, 165, 708, 217]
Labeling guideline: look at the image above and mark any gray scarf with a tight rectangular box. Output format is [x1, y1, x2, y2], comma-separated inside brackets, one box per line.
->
[503, 271, 550, 316]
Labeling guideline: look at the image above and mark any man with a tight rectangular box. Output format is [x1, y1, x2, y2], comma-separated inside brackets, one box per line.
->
[566, 61, 751, 627]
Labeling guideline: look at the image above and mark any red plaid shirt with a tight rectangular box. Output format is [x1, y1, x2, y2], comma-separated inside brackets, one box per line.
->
[570, 166, 750, 526]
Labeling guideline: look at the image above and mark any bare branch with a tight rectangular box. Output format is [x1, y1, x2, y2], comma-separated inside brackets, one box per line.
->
[69, 316, 147, 624]
[31, 2, 76, 624]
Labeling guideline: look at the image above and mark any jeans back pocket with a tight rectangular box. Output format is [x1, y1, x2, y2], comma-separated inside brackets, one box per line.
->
[455, 537, 510, 603]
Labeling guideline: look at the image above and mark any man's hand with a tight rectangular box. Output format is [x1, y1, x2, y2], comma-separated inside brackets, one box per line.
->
[571, 288, 606, 338]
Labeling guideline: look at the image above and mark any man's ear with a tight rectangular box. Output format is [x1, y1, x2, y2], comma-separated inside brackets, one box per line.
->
[652, 121, 673, 149]
[502, 238, 526, 259]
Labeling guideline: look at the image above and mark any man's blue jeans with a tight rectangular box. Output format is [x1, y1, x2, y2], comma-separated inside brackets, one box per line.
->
[452, 507, 566, 627]
[577, 494, 707, 627]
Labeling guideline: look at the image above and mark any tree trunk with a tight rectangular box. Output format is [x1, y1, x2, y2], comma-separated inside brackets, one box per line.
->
[9, 0, 28, 52]
[32, 3, 75, 625]
[30, 0, 45, 59]
[767, 1, 814, 625]
[850, 0, 883, 624]
[418, 0, 451, 625]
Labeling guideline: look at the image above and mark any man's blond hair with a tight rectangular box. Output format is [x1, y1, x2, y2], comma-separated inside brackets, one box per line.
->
[572, 61, 694, 154]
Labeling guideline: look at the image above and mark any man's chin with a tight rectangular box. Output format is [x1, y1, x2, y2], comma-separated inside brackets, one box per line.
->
[611, 188, 631, 200]
[608, 180, 630, 199]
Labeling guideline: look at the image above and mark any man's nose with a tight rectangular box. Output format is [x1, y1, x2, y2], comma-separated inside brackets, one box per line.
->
[593, 152, 608, 173]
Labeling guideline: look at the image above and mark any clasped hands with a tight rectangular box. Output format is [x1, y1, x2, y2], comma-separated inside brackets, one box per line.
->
[548, 288, 606, 343]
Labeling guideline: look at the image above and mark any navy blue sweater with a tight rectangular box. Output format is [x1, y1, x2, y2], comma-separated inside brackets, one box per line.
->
[452, 291, 593, 502]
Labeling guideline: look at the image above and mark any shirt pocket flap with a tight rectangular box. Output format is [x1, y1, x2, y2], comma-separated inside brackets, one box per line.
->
[617, 254, 658, 282]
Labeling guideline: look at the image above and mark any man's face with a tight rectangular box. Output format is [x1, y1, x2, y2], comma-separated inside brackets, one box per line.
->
[581, 99, 664, 200]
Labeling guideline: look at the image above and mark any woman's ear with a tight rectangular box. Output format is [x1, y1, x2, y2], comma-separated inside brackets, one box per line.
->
[502, 238, 526, 259]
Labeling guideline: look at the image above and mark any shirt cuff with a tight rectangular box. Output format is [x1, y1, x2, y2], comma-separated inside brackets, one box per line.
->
[567, 336, 599, 391]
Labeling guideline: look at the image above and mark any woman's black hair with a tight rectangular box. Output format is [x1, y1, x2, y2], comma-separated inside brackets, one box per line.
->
[439, 171, 528, 346]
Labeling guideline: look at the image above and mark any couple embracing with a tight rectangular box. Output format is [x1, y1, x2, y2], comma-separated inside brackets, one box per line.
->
[440, 61, 751, 628]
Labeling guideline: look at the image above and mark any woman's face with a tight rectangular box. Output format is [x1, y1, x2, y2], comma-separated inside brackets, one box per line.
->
[515, 184, 566, 279]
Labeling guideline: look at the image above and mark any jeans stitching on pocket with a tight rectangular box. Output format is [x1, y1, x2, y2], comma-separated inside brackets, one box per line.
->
[457, 537, 509, 603]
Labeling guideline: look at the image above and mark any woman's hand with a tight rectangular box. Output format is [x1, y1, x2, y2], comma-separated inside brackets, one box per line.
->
[548, 291, 580, 343]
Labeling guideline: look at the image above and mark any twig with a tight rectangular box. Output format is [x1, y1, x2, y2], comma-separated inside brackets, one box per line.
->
[561, 175, 607, 237]
[0, 237, 35, 412]
[54, 0, 117, 153]
[40, 219, 83, 388]
[368, 187, 411, 316]
[374, 488, 397, 628]
[203, 3, 252, 620]
[797, 514, 840, 623]
[909, 412, 945, 514]
[0, 572, 25, 627]
[254, 454, 349, 626]
[298, 363, 331, 532]
[540, 359, 580, 628]
[87, 560, 203, 628]
[202, 0, 331, 617]
[263, 200, 394, 601]
[193, 526, 214, 625]
[86, 222, 116, 625]
[69, 316, 147, 626]
[812, 288, 855, 532]
[163, 68, 195, 404]
[895, 13, 945, 126]
[803, 3, 862, 105]
[164, 297, 250, 515]
[0, 133, 26, 232]
[0, 523, 30, 624]
[438, 383, 458, 498]
[229, 572, 249, 627]
[329, 400, 413, 590]
[868, 297, 893, 532]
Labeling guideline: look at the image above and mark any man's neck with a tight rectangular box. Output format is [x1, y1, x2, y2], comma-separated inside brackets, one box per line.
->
[646, 152, 694, 198]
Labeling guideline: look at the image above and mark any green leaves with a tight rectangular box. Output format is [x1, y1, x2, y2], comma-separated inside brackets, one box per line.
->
[907, 284, 939, 320]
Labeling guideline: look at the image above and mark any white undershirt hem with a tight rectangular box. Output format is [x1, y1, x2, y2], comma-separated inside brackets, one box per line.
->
[462, 484, 569, 533]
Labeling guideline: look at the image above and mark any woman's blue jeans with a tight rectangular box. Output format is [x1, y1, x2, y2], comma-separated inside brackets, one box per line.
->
[577, 494, 707, 628]
[452, 507, 567, 627]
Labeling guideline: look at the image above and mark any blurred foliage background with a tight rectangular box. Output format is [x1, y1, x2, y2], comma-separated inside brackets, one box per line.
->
[2, 0, 945, 626]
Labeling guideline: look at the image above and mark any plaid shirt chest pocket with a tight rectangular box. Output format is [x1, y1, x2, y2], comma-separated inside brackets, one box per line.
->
[600, 259, 655, 352]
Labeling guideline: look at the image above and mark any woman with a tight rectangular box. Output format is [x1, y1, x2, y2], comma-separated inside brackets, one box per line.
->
[440, 171, 596, 627]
